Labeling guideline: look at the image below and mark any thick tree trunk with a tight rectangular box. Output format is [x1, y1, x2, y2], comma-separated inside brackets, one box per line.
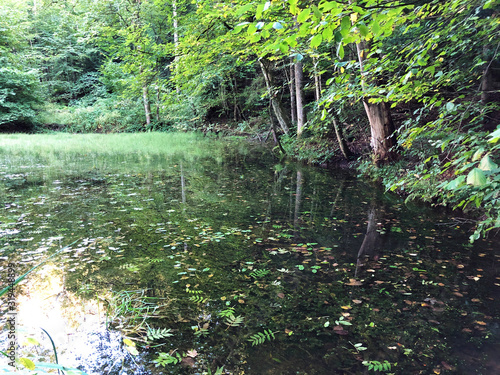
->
[363, 100, 397, 162]
[295, 61, 306, 137]
[289, 58, 297, 125]
[259, 58, 290, 135]
[355, 39, 398, 163]
[142, 85, 151, 125]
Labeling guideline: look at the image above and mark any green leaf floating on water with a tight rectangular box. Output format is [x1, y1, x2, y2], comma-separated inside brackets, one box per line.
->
[466, 168, 487, 186]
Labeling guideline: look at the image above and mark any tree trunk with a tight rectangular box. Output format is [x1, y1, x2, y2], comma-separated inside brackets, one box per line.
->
[313, 56, 321, 102]
[173, 0, 180, 94]
[155, 84, 160, 122]
[142, 85, 151, 125]
[259, 58, 290, 135]
[289, 58, 297, 125]
[363, 100, 396, 162]
[332, 115, 352, 159]
[295, 60, 306, 137]
[355, 38, 397, 163]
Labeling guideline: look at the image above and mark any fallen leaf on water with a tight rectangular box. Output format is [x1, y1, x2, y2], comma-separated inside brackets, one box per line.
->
[341, 305, 352, 310]
[238, 299, 245, 304]
[277, 292, 285, 299]
[344, 279, 363, 286]
[186, 349, 198, 358]
[441, 361, 455, 371]
[333, 326, 349, 335]
[474, 320, 487, 325]
[352, 299, 362, 304]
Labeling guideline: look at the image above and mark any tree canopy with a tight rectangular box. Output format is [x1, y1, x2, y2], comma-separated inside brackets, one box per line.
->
[0, 0, 499, 239]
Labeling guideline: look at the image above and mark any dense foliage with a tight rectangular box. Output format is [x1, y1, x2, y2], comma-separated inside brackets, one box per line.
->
[0, 0, 498, 238]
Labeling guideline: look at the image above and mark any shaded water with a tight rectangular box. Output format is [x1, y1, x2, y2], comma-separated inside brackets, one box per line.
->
[0, 135, 499, 374]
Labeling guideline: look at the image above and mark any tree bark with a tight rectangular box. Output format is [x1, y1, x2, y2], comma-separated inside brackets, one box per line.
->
[142, 85, 151, 125]
[289, 58, 297, 125]
[332, 115, 352, 159]
[259, 58, 290, 135]
[313, 56, 321, 102]
[155, 84, 160, 122]
[295, 60, 306, 137]
[355, 38, 397, 163]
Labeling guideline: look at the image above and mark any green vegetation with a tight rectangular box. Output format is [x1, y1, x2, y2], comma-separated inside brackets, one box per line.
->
[1, 0, 498, 239]
[1, 135, 498, 373]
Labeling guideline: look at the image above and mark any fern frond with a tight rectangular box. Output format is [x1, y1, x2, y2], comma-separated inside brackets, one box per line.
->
[147, 327, 173, 342]
[224, 314, 244, 327]
[247, 329, 276, 346]
[218, 307, 236, 318]
[249, 269, 270, 279]
[189, 295, 208, 304]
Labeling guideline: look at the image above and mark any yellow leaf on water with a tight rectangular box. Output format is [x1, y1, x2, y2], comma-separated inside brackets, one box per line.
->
[341, 305, 352, 310]
[19, 358, 35, 370]
[238, 299, 245, 304]
[123, 338, 136, 347]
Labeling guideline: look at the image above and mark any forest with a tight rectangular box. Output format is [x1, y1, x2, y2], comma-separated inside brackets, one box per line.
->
[1, 0, 499, 239]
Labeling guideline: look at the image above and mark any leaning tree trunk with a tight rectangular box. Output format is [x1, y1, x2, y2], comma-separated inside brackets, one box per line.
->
[259, 58, 290, 135]
[355, 40, 397, 164]
[295, 60, 306, 138]
[332, 115, 352, 159]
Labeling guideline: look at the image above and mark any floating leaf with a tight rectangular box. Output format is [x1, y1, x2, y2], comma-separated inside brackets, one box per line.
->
[344, 278, 362, 286]
[19, 358, 36, 370]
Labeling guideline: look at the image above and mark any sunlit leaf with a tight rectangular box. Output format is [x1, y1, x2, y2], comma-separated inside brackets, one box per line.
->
[466, 168, 487, 186]
[478, 154, 498, 171]
[19, 358, 35, 370]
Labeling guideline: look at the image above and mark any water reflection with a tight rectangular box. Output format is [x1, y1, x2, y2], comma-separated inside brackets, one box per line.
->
[0, 141, 499, 374]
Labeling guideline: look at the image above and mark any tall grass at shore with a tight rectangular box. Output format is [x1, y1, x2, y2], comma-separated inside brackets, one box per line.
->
[0, 132, 226, 178]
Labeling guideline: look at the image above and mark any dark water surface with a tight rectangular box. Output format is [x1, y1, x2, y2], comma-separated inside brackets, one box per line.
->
[1, 139, 499, 374]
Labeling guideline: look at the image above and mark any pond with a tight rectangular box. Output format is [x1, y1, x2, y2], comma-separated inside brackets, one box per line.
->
[1, 133, 499, 374]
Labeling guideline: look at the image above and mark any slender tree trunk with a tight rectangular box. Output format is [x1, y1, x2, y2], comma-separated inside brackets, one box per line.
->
[259, 58, 290, 135]
[295, 60, 306, 137]
[173, 0, 180, 94]
[289, 58, 297, 125]
[155, 84, 160, 122]
[313, 56, 321, 102]
[481, 43, 499, 105]
[355, 40, 397, 164]
[332, 115, 352, 159]
[142, 84, 152, 125]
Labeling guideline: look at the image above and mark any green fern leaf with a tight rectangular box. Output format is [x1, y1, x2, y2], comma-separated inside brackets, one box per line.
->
[147, 327, 173, 342]
[224, 314, 244, 327]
